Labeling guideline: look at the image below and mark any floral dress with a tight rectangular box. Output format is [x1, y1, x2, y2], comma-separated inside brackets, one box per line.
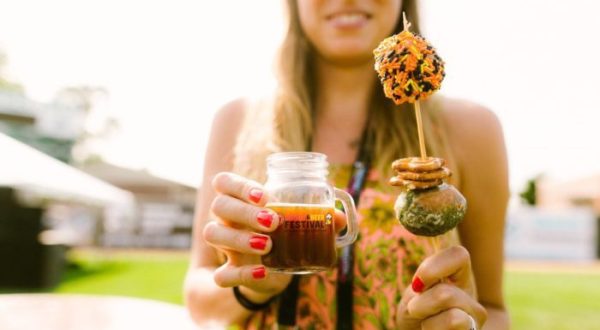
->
[243, 165, 460, 330]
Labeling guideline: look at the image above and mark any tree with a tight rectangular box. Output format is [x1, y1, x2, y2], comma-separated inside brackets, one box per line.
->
[54, 85, 108, 114]
[519, 177, 538, 206]
[55, 85, 121, 165]
[0, 51, 24, 93]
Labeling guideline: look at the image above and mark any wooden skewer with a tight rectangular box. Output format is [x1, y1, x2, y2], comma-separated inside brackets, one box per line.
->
[403, 12, 411, 32]
[428, 236, 441, 252]
[416, 101, 440, 252]
[405, 12, 441, 253]
[414, 101, 427, 160]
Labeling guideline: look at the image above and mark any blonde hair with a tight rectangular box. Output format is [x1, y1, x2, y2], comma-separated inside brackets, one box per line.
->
[234, 0, 457, 185]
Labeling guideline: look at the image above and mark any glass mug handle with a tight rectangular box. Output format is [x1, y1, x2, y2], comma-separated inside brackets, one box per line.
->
[334, 188, 359, 248]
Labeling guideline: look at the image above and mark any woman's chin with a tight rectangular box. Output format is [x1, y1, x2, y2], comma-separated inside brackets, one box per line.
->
[319, 50, 374, 67]
[315, 41, 372, 64]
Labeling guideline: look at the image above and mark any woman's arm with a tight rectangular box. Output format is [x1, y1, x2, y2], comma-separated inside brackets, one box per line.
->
[444, 99, 511, 329]
[184, 99, 267, 326]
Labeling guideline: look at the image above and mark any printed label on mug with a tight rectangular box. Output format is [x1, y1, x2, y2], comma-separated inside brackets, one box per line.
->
[278, 206, 333, 231]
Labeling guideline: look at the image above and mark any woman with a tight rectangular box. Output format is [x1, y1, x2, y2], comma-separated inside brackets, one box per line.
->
[184, 0, 509, 329]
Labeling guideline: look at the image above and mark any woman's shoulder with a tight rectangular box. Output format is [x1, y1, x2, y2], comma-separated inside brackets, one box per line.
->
[439, 97, 502, 138]
[436, 96, 508, 188]
[210, 96, 266, 147]
[437, 97, 505, 156]
[211, 95, 274, 132]
[203, 98, 251, 172]
[208, 96, 276, 179]
[211, 98, 248, 132]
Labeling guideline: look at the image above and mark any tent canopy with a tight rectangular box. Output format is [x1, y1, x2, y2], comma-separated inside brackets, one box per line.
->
[0, 133, 135, 211]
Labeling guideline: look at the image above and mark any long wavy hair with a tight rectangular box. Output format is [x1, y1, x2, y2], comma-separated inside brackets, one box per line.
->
[234, 0, 456, 184]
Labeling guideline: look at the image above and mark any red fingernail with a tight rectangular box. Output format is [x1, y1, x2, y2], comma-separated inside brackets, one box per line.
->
[249, 188, 263, 203]
[252, 266, 266, 279]
[249, 235, 268, 250]
[412, 276, 425, 293]
[257, 211, 273, 228]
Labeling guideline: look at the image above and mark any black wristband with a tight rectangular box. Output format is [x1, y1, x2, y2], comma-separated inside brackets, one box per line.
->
[233, 286, 274, 311]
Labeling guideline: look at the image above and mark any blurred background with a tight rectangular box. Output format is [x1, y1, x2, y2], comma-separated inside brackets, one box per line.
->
[0, 0, 599, 329]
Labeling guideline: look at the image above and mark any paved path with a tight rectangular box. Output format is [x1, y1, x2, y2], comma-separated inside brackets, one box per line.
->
[506, 260, 600, 274]
[0, 294, 200, 330]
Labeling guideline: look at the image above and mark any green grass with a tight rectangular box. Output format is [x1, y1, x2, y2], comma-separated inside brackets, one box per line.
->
[52, 249, 190, 305]
[8, 249, 599, 329]
[505, 271, 600, 330]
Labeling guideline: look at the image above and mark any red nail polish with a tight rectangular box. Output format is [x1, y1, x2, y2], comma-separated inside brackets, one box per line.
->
[257, 211, 273, 228]
[249, 236, 268, 250]
[252, 266, 266, 279]
[249, 188, 263, 203]
[412, 276, 425, 293]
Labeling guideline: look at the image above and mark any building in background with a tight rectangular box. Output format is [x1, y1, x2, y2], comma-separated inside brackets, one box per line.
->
[537, 175, 600, 214]
[80, 162, 196, 249]
[1, 88, 196, 250]
[538, 175, 600, 258]
[504, 175, 600, 262]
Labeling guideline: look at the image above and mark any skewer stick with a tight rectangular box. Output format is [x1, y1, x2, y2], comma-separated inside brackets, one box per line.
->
[414, 101, 427, 160]
[405, 12, 439, 253]
[428, 236, 441, 252]
[402, 12, 427, 160]
[417, 101, 442, 253]
[403, 12, 411, 32]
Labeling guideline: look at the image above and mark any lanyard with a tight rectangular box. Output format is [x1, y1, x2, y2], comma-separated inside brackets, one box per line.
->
[277, 129, 371, 330]
[336, 134, 371, 330]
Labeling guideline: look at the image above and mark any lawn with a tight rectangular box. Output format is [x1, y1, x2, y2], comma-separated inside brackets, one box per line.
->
[53, 249, 190, 305]
[505, 271, 600, 330]
[41, 250, 600, 329]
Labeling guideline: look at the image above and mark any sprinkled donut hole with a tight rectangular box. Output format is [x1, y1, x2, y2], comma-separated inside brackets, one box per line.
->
[373, 30, 445, 105]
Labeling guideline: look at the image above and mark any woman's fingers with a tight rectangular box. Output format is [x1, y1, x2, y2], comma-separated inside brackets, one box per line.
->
[333, 209, 347, 233]
[203, 221, 272, 255]
[213, 263, 291, 293]
[214, 264, 269, 288]
[411, 245, 473, 292]
[212, 172, 268, 206]
[407, 246, 487, 328]
[421, 307, 480, 330]
[210, 194, 279, 232]
[395, 286, 422, 328]
[407, 283, 487, 324]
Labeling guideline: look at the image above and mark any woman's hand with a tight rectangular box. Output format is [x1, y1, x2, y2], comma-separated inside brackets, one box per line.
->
[396, 246, 488, 329]
[202, 172, 291, 303]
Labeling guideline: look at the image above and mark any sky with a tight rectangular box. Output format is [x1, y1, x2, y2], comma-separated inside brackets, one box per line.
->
[0, 0, 599, 190]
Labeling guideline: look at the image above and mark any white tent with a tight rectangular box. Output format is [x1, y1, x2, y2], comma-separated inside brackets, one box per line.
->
[0, 132, 135, 212]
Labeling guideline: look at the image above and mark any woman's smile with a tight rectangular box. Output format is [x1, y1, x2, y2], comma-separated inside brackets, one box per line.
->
[325, 10, 372, 29]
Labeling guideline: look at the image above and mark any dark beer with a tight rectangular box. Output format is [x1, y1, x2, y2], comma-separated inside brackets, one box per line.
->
[262, 203, 337, 273]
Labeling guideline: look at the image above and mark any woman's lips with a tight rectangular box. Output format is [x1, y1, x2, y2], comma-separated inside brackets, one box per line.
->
[326, 12, 370, 29]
